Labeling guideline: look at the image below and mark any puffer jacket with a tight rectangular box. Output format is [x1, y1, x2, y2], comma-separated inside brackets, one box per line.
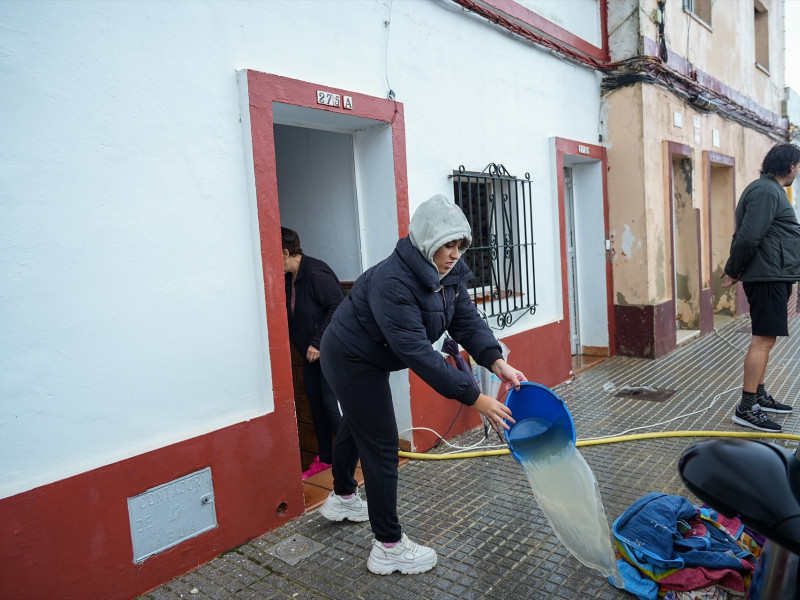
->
[325, 237, 503, 406]
[284, 254, 344, 355]
[725, 174, 800, 282]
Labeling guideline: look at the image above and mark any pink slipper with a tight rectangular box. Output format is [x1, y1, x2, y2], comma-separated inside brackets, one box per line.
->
[302, 456, 332, 479]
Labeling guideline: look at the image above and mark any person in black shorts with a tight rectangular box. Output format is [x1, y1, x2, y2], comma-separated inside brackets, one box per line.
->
[721, 143, 800, 432]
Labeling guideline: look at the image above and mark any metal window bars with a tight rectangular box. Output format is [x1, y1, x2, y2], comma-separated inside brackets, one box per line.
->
[450, 163, 537, 329]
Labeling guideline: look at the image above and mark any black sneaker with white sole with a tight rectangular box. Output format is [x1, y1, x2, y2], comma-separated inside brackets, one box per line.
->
[757, 393, 793, 414]
[732, 403, 782, 433]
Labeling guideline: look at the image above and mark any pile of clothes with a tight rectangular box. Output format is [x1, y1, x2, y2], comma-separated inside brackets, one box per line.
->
[613, 492, 763, 599]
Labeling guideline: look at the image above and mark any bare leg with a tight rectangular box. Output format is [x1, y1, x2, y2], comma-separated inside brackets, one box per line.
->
[742, 335, 776, 394]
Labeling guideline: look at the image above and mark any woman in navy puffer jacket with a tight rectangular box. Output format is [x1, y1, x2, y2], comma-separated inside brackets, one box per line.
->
[319, 194, 526, 575]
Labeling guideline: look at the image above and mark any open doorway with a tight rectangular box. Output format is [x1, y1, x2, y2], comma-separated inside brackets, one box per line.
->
[669, 145, 701, 345]
[556, 139, 612, 374]
[239, 72, 409, 507]
[564, 167, 580, 356]
[707, 152, 737, 327]
[273, 124, 361, 475]
[272, 109, 400, 482]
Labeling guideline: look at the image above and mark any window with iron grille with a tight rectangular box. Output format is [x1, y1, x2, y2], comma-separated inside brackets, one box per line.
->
[450, 163, 537, 329]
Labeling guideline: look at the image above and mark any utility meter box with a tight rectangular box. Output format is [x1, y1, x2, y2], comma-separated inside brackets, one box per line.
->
[127, 467, 217, 563]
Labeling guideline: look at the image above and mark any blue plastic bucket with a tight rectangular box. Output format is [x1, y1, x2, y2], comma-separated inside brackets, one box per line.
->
[503, 382, 576, 463]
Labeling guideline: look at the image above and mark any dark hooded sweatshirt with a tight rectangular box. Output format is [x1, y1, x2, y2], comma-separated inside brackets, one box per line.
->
[285, 254, 344, 355]
[325, 194, 502, 406]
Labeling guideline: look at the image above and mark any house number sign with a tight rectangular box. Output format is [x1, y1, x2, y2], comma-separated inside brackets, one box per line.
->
[317, 90, 353, 110]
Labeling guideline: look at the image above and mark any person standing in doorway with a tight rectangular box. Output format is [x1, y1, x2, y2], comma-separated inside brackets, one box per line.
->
[318, 194, 526, 575]
[721, 143, 800, 432]
[281, 227, 345, 479]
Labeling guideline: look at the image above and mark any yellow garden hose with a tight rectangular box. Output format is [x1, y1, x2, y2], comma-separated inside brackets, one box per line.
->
[398, 430, 800, 460]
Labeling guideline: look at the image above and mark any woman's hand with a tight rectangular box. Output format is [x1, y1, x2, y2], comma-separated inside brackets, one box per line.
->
[306, 346, 320, 362]
[719, 271, 738, 289]
[491, 358, 526, 391]
[473, 393, 515, 433]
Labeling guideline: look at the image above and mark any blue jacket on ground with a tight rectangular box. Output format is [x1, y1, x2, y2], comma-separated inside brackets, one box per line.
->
[613, 492, 754, 598]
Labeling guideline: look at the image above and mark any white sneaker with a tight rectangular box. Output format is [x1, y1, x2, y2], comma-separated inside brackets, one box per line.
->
[318, 491, 369, 522]
[367, 533, 437, 575]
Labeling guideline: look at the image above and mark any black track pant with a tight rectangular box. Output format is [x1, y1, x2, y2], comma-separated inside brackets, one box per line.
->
[320, 330, 402, 542]
[301, 359, 341, 464]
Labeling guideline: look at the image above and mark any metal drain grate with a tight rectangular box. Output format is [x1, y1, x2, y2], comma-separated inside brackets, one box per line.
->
[265, 534, 324, 565]
[614, 386, 675, 402]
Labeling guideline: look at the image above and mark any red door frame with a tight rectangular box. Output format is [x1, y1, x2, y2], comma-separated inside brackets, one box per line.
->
[242, 70, 411, 433]
[554, 137, 615, 358]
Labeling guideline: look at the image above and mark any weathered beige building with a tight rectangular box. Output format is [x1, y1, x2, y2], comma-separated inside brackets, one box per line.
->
[604, 0, 789, 357]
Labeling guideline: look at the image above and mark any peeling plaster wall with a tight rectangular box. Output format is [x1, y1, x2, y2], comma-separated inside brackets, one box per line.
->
[611, 0, 785, 121]
[710, 163, 737, 315]
[605, 0, 785, 357]
[608, 81, 778, 310]
[641, 84, 673, 305]
[607, 0, 641, 61]
[656, 0, 785, 112]
[606, 85, 647, 306]
[519, 0, 602, 47]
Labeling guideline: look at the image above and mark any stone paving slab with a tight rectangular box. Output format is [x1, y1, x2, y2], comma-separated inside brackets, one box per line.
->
[139, 315, 800, 600]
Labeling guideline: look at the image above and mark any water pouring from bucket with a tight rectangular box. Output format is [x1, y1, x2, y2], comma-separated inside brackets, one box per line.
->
[504, 383, 624, 588]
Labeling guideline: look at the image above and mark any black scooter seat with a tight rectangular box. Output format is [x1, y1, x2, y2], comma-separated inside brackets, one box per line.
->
[679, 438, 800, 554]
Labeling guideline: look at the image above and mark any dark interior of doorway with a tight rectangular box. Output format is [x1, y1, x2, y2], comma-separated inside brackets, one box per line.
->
[292, 343, 320, 472]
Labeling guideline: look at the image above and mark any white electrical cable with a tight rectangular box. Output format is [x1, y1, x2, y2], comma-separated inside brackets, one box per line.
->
[401, 321, 786, 452]
[579, 386, 741, 441]
[398, 426, 507, 453]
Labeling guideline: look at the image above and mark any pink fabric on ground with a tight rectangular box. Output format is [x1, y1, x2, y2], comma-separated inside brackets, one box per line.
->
[301, 456, 332, 480]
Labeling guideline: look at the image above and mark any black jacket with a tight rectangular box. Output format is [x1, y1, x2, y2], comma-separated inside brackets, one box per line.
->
[325, 237, 503, 406]
[725, 174, 800, 282]
[285, 255, 344, 356]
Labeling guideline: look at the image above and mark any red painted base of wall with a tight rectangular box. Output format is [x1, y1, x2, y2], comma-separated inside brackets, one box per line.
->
[614, 301, 677, 359]
[700, 288, 714, 335]
[2, 324, 576, 599]
[409, 322, 573, 451]
[502, 322, 573, 390]
[409, 374, 483, 452]
[0, 414, 304, 600]
[615, 291, 726, 359]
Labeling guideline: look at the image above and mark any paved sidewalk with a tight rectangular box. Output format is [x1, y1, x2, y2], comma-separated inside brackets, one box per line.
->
[139, 315, 800, 600]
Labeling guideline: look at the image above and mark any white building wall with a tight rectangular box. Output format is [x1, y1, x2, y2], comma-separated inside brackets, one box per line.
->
[519, 0, 602, 47]
[392, 0, 603, 338]
[1, 0, 603, 498]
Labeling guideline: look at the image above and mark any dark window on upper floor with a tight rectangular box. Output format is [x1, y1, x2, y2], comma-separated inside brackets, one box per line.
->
[683, 0, 712, 27]
[754, 0, 770, 73]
